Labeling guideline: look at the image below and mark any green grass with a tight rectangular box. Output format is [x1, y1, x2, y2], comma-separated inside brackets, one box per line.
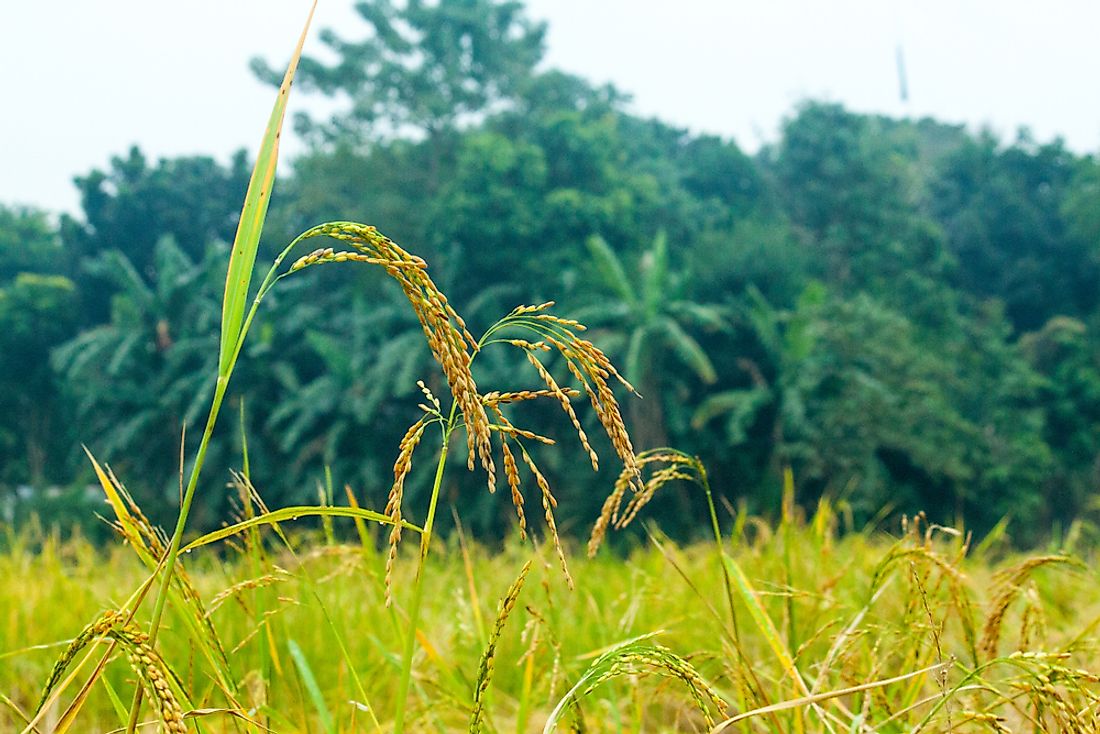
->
[3, 508, 1099, 732]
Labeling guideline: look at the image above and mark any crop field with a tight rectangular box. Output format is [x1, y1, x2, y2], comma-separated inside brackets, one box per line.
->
[3, 499, 1098, 732]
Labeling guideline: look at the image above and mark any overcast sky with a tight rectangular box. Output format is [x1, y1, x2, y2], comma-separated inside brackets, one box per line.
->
[3, 1, 1099, 215]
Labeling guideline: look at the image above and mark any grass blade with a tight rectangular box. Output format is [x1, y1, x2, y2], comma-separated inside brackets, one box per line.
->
[722, 554, 807, 693]
[99, 675, 129, 728]
[219, 0, 316, 375]
[287, 639, 335, 734]
[181, 506, 421, 554]
[722, 555, 846, 732]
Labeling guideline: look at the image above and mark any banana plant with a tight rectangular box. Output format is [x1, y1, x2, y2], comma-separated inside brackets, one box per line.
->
[580, 231, 726, 449]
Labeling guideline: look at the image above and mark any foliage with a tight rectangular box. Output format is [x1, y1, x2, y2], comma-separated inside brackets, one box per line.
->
[59, 147, 249, 323]
[51, 239, 223, 525]
[579, 231, 725, 450]
[253, 0, 547, 144]
[931, 131, 1096, 330]
[0, 273, 77, 487]
[0, 205, 79, 490]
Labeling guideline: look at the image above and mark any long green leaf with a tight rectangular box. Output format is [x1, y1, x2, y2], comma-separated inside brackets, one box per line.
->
[287, 639, 335, 734]
[99, 666, 130, 727]
[219, 0, 317, 375]
[585, 234, 639, 309]
[658, 315, 717, 384]
[181, 506, 421, 553]
[723, 555, 808, 695]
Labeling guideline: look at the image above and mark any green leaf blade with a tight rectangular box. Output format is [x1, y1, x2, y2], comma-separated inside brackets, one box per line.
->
[219, 1, 317, 376]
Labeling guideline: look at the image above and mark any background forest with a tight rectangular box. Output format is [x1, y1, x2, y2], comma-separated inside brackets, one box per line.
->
[3, 0, 1100, 545]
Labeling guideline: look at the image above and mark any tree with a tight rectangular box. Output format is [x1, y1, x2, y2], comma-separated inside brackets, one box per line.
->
[769, 102, 952, 301]
[61, 147, 249, 323]
[428, 130, 548, 302]
[259, 289, 432, 499]
[53, 237, 224, 525]
[931, 132, 1093, 330]
[694, 284, 1053, 533]
[0, 205, 77, 490]
[677, 134, 767, 224]
[0, 274, 78, 487]
[1020, 316, 1100, 525]
[0, 205, 66, 281]
[254, 0, 546, 145]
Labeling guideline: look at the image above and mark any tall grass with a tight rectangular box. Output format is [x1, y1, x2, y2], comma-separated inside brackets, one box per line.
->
[5, 504, 1100, 731]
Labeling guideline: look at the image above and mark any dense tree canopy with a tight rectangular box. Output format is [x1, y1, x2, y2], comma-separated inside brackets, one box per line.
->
[3, 1, 1100, 545]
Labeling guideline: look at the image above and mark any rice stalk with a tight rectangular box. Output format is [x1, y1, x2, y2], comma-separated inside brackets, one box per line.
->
[588, 450, 702, 555]
[129, 6, 317, 730]
[206, 571, 290, 616]
[481, 302, 641, 488]
[515, 603, 563, 733]
[286, 221, 495, 491]
[516, 447, 572, 589]
[542, 632, 725, 732]
[62, 95, 640, 728]
[470, 561, 532, 733]
[89, 456, 234, 682]
[980, 555, 1080, 661]
[385, 417, 430, 606]
[588, 448, 742, 673]
[36, 611, 186, 734]
[500, 440, 527, 540]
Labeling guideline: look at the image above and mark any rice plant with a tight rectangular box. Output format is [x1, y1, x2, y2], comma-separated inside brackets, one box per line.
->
[9, 495, 1100, 731]
[13, 5, 650, 731]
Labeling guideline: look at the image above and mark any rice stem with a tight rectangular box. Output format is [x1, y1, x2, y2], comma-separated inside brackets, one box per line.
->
[392, 417, 452, 733]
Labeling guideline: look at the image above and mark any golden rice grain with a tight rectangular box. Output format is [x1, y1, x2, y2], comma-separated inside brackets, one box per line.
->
[500, 441, 527, 541]
[469, 561, 532, 733]
[517, 448, 573, 589]
[385, 418, 428, 606]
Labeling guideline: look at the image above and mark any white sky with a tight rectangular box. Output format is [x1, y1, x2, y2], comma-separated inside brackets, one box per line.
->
[2, 1, 1098, 216]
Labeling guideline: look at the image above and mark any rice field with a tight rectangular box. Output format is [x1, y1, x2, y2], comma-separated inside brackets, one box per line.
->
[3, 501, 1099, 732]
